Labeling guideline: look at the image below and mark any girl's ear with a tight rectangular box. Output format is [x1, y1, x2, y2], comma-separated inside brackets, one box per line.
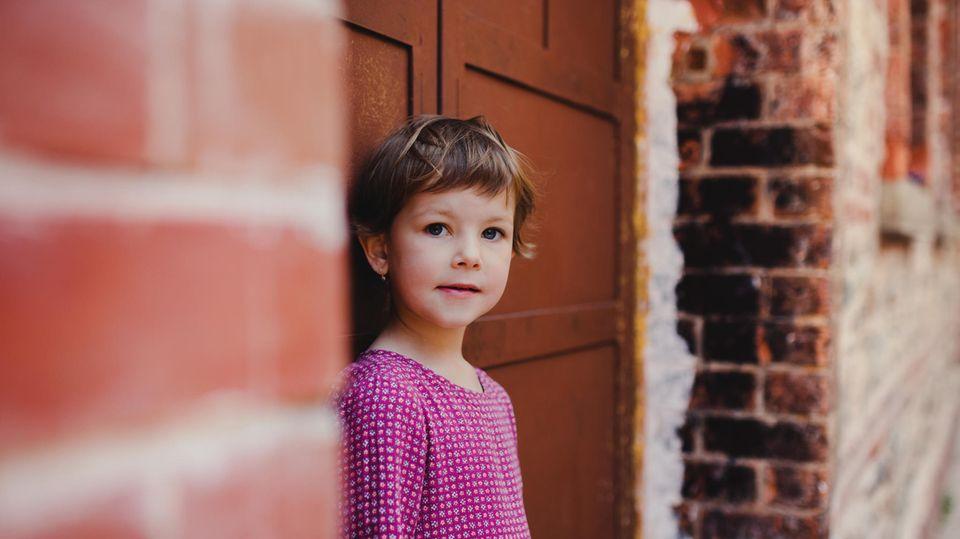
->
[357, 232, 389, 276]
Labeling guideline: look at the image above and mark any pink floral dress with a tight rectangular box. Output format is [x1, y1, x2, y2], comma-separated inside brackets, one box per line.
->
[334, 348, 531, 538]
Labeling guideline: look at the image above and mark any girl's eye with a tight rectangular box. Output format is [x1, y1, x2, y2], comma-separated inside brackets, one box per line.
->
[425, 223, 447, 236]
[482, 228, 505, 241]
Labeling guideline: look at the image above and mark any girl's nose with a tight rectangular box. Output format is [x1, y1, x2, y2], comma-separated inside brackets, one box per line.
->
[453, 238, 482, 268]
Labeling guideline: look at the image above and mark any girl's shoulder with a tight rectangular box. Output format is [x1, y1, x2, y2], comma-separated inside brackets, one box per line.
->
[332, 348, 425, 407]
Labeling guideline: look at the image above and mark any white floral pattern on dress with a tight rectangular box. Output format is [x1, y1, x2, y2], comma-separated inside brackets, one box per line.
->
[334, 349, 531, 538]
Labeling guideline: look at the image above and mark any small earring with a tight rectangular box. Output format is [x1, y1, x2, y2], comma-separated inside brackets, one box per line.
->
[380, 272, 387, 282]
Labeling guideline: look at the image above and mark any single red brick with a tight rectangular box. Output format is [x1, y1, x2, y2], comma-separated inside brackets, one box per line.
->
[674, 223, 831, 269]
[764, 465, 828, 508]
[767, 276, 830, 316]
[711, 126, 834, 167]
[703, 320, 760, 364]
[676, 175, 758, 217]
[806, 30, 840, 74]
[767, 176, 833, 219]
[702, 417, 828, 461]
[682, 460, 758, 503]
[184, 0, 346, 169]
[712, 30, 801, 78]
[702, 509, 826, 538]
[179, 433, 339, 539]
[759, 323, 831, 366]
[690, 369, 757, 411]
[712, 34, 761, 77]
[676, 274, 761, 316]
[675, 81, 763, 126]
[0, 0, 148, 163]
[766, 75, 836, 122]
[758, 30, 803, 73]
[0, 217, 348, 450]
[764, 371, 830, 415]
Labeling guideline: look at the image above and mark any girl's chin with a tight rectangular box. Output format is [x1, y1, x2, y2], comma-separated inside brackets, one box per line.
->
[429, 317, 476, 329]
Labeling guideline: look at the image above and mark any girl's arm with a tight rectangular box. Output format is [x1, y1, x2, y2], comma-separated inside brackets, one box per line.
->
[337, 376, 428, 538]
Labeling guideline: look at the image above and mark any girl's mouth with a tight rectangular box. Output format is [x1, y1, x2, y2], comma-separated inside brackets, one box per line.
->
[437, 285, 480, 297]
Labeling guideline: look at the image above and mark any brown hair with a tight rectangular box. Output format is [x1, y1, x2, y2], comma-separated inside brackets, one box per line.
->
[348, 114, 538, 259]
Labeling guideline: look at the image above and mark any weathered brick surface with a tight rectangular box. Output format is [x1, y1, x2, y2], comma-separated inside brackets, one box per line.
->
[690, 370, 757, 411]
[767, 177, 833, 219]
[676, 81, 763, 126]
[672, 0, 842, 534]
[760, 323, 830, 366]
[676, 273, 761, 315]
[677, 175, 758, 217]
[702, 417, 828, 461]
[767, 276, 830, 316]
[682, 461, 757, 503]
[674, 223, 831, 268]
[710, 126, 834, 167]
[764, 465, 827, 509]
[764, 372, 830, 415]
[701, 510, 826, 539]
[702, 320, 758, 364]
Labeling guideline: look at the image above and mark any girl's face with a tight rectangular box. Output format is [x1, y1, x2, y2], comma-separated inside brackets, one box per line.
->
[385, 186, 515, 329]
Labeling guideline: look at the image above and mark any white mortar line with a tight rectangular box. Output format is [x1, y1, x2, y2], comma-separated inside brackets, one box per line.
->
[0, 394, 340, 536]
[0, 152, 347, 249]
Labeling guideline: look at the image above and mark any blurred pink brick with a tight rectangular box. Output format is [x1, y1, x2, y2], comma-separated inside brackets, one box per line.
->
[0, 0, 148, 163]
[0, 217, 347, 451]
[179, 434, 339, 539]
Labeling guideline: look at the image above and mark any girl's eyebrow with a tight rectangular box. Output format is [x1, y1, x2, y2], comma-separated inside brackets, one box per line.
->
[417, 208, 455, 218]
[417, 208, 512, 225]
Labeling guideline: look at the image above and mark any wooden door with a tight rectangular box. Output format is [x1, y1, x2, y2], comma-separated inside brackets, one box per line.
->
[340, 2, 639, 537]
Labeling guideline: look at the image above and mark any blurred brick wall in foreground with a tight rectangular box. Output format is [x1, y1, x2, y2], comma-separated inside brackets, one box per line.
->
[0, 1, 349, 537]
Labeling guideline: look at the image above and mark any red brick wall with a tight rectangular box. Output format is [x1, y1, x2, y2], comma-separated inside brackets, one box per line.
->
[0, 1, 348, 537]
[672, 1, 837, 536]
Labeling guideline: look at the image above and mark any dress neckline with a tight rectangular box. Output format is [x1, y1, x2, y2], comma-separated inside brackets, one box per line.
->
[363, 348, 488, 396]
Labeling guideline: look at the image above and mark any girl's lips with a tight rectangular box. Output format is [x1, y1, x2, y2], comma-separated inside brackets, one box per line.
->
[437, 286, 480, 298]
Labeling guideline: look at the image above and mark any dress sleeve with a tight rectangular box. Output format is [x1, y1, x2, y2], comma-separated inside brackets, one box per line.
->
[336, 373, 428, 538]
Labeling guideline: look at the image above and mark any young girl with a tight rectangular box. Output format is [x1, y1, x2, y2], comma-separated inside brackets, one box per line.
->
[334, 114, 538, 538]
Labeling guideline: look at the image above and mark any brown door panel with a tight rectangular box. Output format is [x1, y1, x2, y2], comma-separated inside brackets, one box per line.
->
[487, 345, 618, 539]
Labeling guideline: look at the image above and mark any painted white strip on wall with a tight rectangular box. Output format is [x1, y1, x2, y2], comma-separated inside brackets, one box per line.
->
[0, 152, 347, 249]
[643, 2, 699, 538]
[0, 395, 340, 536]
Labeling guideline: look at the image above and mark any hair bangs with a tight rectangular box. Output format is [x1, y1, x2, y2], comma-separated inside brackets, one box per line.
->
[349, 114, 539, 259]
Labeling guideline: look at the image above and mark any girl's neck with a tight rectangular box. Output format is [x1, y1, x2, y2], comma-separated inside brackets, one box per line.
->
[371, 314, 468, 368]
